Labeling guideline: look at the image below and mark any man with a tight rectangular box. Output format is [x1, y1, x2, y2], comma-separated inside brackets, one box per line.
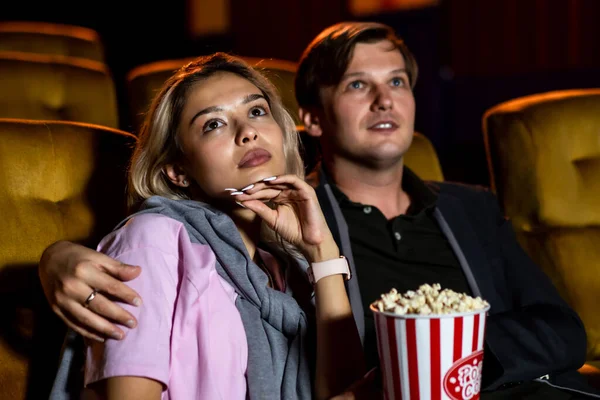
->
[41, 22, 599, 398]
[294, 22, 598, 398]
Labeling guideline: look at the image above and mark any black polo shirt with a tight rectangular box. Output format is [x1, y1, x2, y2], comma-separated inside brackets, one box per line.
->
[330, 168, 472, 369]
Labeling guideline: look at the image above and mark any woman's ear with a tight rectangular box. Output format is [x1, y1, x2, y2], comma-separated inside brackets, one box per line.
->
[299, 107, 323, 138]
[164, 164, 190, 187]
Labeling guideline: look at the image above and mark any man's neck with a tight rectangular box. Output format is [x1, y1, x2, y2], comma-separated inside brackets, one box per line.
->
[325, 156, 411, 219]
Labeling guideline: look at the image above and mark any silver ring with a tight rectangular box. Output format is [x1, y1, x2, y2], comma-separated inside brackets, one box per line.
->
[84, 289, 98, 308]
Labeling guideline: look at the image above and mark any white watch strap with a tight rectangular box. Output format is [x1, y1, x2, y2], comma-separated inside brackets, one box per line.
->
[307, 256, 351, 285]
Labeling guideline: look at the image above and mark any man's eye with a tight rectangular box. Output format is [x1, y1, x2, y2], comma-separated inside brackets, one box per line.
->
[391, 77, 406, 87]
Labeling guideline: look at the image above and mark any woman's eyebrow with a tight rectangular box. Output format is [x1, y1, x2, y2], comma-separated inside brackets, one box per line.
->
[189, 93, 267, 126]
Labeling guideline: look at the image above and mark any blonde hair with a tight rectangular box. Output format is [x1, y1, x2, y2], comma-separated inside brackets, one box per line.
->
[128, 53, 304, 256]
[128, 52, 303, 210]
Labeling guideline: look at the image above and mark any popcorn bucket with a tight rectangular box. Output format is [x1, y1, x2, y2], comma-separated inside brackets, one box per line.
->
[370, 304, 490, 400]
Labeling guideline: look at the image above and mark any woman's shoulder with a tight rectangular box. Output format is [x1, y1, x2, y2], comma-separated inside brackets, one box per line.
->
[97, 214, 198, 258]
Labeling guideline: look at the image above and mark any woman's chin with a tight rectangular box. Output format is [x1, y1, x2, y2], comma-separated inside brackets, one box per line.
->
[242, 169, 283, 186]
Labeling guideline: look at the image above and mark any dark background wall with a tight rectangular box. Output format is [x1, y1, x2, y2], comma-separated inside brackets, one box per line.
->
[4, 0, 600, 187]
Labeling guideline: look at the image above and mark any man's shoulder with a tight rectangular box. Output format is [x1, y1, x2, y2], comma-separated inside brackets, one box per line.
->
[425, 180, 494, 202]
[425, 180, 507, 234]
[425, 180, 503, 222]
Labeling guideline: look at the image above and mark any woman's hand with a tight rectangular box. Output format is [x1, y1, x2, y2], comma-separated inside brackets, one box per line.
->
[232, 175, 339, 262]
[235, 175, 366, 398]
[39, 241, 143, 341]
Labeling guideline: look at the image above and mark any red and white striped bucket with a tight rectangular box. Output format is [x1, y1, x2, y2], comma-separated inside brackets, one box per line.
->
[371, 304, 490, 400]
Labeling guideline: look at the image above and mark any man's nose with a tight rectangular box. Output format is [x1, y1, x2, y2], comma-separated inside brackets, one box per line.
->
[371, 85, 393, 111]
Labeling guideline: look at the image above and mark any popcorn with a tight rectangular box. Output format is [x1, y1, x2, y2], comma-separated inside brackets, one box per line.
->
[373, 283, 489, 315]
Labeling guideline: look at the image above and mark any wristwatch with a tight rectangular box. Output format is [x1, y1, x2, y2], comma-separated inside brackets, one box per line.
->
[307, 255, 351, 285]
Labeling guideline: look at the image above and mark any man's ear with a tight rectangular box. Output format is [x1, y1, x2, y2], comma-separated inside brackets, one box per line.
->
[164, 163, 190, 187]
[299, 107, 323, 138]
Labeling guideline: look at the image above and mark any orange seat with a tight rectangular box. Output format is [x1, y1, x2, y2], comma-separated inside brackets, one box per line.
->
[0, 118, 136, 399]
[0, 51, 118, 128]
[483, 89, 600, 361]
[404, 131, 444, 181]
[0, 21, 105, 62]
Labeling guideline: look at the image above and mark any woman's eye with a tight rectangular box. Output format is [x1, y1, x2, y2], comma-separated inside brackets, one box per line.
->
[250, 107, 267, 117]
[204, 120, 224, 132]
[349, 81, 364, 89]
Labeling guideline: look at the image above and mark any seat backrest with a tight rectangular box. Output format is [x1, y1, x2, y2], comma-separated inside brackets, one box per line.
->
[0, 21, 104, 62]
[239, 56, 299, 123]
[484, 89, 600, 229]
[0, 119, 136, 399]
[126, 56, 300, 133]
[405, 132, 444, 181]
[483, 89, 600, 359]
[0, 51, 118, 128]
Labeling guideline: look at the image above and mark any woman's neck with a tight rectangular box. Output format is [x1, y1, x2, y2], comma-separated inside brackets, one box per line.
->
[229, 208, 263, 260]
[200, 194, 263, 259]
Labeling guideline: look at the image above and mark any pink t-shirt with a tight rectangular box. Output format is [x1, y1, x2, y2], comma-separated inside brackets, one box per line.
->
[84, 213, 284, 399]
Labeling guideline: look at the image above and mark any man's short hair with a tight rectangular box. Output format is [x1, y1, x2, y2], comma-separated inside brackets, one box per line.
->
[295, 21, 418, 109]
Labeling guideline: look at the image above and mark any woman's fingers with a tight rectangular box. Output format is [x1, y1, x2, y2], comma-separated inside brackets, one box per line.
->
[231, 174, 331, 251]
[233, 188, 284, 203]
[238, 199, 278, 227]
[261, 174, 313, 193]
[235, 175, 310, 195]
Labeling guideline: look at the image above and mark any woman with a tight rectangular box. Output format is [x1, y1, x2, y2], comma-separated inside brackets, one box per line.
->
[64, 53, 364, 399]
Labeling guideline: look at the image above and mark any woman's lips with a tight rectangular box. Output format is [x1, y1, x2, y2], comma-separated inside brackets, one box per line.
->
[238, 148, 272, 168]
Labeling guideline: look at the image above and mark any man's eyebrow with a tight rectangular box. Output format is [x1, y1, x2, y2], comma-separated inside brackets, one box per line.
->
[341, 68, 408, 80]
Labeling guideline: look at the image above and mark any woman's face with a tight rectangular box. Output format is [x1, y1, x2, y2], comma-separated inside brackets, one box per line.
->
[171, 72, 287, 200]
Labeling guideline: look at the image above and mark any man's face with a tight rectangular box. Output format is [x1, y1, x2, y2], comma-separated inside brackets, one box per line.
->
[317, 40, 416, 169]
